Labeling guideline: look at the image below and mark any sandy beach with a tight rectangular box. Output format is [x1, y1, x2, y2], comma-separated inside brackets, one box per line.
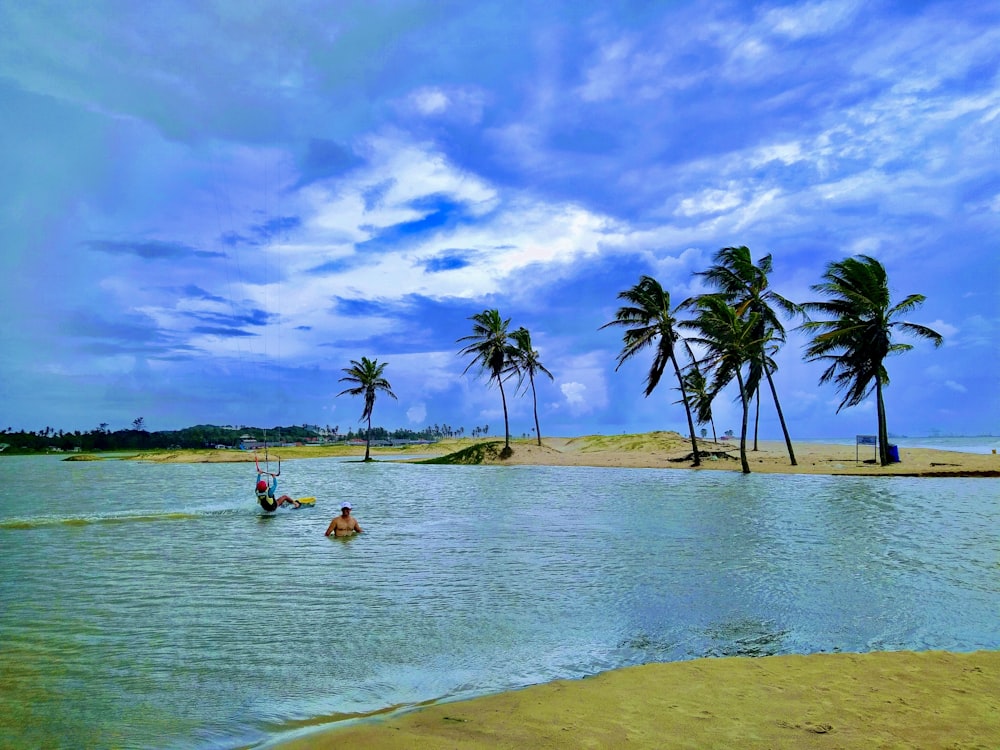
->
[130, 431, 1000, 478]
[127, 433, 999, 749]
[444, 434, 1000, 477]
[277, 650, 1000, 749]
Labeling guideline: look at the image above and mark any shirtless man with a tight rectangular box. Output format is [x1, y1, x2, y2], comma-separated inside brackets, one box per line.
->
[325, 502, 363, 537]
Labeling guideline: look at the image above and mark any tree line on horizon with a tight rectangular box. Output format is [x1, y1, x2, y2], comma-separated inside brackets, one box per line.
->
[339, 247, 942, 471]
[0, 423, 465, 455]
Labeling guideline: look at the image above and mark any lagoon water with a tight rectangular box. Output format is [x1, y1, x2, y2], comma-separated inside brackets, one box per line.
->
[1, 454, 997, 749]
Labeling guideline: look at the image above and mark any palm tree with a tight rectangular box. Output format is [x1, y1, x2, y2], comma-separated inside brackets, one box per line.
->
[800, 255, 943, 466]
[691, 246, 800, 465]
[601, 275, 701, 466]
[337, 356, 398, 461]
[508, 327, 554, 446]
[683, 295, 766, 474]
[677, 361, 717, 443]
[458, 309, 516, 457]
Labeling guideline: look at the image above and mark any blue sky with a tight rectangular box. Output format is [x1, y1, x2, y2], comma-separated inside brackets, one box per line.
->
[2, 0, 997, 440]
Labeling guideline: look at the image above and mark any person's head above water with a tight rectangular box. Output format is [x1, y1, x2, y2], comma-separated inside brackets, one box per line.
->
[256, 480, 268, 493]
[341, 502, 352, 511]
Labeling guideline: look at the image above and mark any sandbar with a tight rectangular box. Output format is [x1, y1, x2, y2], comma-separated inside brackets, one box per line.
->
[128, 432, 999, 477]
[276, 650, 1000, 749]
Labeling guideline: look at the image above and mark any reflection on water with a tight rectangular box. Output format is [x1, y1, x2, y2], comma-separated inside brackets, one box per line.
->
[0, 456, 997, 749]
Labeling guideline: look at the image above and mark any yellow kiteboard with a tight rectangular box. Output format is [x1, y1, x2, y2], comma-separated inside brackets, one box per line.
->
[295, 497, 316, 506]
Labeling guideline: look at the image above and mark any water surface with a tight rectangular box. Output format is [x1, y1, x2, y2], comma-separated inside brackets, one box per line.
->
[1, 455, 996, 749]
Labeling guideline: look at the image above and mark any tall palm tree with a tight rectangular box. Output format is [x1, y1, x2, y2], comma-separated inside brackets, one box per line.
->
[337, 356, 397, 461]
[691, 246, 800, 465]
[800, 255, 943, 466]
[601, 275, 701, 466]
[508, 327, 554, 446]
[458, 309, 516, 456]
[683, 295, 766, 474]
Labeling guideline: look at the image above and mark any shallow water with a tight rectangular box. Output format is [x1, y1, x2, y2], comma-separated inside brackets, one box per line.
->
[0, 455, 997, 749]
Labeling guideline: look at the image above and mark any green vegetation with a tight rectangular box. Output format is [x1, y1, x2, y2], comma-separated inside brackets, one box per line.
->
[689, 246, 800, 464]
[418, 441, 505, 465]
[0, 423, 437, 456]
[604, 250, 943, 473]
[509, 327, 553, 447]
[337, 356, 398, 462]
[601, 275, 702, 467]
[800, 255, 943, 466]
[458, 309, 518, 458]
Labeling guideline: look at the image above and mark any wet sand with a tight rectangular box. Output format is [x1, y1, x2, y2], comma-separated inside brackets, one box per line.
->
[277, 650, 1000, 749]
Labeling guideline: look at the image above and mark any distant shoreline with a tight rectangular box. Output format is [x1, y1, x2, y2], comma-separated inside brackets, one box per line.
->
[76, 432, 998, 477]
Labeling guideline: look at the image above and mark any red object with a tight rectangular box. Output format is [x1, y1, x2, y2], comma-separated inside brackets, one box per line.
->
[256, 480, 268, 492]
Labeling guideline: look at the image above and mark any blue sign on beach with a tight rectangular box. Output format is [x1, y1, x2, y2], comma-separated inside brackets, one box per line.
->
[856, 435, 877, 445]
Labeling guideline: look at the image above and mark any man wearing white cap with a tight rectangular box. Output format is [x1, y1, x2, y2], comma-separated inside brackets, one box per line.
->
[324, 501, 363, 537]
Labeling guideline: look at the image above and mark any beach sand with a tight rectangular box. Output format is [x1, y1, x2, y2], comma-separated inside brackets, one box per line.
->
[471, 435, 1000, 477]
[278, 650, 1000, 749]
[131, 434, 997, 748]
[130, 432, 999, 477]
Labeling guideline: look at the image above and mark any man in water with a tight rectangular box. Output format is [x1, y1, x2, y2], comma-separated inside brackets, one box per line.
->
[325, 502, 363, 537]
[256, 476, 300, 511]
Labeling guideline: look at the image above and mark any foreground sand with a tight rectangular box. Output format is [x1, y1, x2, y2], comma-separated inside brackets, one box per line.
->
[276, 650, 1000, 749]
[127, 432, 999, 477]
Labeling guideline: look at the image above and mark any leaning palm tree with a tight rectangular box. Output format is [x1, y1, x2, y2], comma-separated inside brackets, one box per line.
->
[337, 356, 398, 461]
[800, 255, 943, 466]
[508, 327, 554, 446]
[683, 295, 766, 474]
[691, 246, 800, 465]
[677, 362, 717, 444]
[458, 309, 517, 457]
[601, 275, 701, 466]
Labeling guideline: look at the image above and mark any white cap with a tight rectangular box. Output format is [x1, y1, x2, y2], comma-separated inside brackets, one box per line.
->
[341, 502, 352, 510]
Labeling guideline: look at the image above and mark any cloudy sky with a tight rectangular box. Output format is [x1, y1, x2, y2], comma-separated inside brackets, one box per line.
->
[2, 0, 997, 440]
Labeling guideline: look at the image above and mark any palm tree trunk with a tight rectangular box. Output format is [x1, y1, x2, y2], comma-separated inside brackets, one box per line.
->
[530, 373, 542, 446]
[876, 377, 889, 466]
[752, 388, 760, 451]
[764, 367, 797, 465]
[736, 368, 751, 474]
[498, 378, 511, 451]
[365, 414, 372, 461]
[670, 353, 701, 466]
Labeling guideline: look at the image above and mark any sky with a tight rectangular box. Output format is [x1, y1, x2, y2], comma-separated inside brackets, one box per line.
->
[1, 0, 998, 441]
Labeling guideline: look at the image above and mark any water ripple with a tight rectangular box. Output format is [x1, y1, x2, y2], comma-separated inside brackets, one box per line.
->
[0, 457, 996, 749]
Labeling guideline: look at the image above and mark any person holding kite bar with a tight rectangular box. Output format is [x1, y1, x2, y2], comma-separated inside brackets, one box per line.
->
[255, 473, 300, 511]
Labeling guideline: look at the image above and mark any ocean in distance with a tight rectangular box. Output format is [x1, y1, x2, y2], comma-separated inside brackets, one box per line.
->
[0, 445, 997, 749]
[799, 435, 1000, 455]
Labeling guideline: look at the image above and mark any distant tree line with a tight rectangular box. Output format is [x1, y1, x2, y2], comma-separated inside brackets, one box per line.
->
[0, 423, 450, 455]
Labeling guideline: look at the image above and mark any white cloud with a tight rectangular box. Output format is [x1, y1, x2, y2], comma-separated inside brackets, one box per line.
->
[403, 85, 488, 123]
[552, 352, 610, 416]
[675, 186, 744, 217]
[763, 0, 859, 40]
[561, 382, 586, 405]
[944, 380, 967, 393]
[406, 403, 427, 423]
[411, 87, 449, 114]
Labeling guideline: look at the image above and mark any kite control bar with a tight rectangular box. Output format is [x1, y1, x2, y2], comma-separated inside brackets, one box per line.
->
[254, 451, 281, 477]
